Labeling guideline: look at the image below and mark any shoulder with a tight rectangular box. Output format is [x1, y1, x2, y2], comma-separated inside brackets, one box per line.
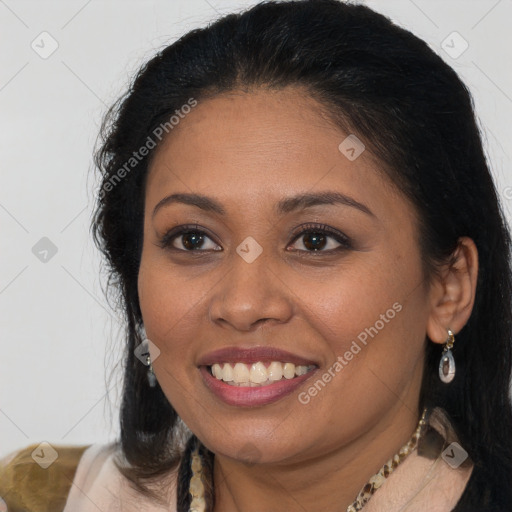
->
[0, 442, 91, 512]
[364, 407, 474, 512]
[64, 442, 180, 512]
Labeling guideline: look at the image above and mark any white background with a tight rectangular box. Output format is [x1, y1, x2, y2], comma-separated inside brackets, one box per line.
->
[1, 0, 511, 459]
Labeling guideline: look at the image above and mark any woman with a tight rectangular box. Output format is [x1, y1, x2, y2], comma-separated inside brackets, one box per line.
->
[1, 0, 511, 510]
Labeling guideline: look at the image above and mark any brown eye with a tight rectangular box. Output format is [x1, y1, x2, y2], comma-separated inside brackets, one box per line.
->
[179, 232, 207, 250]
[157, 225, 221, 252]
[300, 232, 330, 251]
[288, 223, 352, 253]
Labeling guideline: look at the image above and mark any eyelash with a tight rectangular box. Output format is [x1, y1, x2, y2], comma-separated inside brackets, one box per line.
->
[156, 223, 352, 255]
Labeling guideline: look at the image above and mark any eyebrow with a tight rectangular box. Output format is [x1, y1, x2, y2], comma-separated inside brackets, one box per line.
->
[152, 191, 375, 218]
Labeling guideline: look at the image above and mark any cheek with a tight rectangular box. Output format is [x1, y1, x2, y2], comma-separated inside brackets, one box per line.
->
[137, 257, 208, 419]
[299, 251, 427, 373]
[137, 258, 204, 365]
[288, 260, 406, 343]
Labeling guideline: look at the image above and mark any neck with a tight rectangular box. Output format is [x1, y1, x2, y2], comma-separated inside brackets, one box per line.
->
[212, 400, 422, 512]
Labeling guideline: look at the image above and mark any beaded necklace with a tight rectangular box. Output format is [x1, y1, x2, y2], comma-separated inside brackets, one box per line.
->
[188, 407, 428, 512]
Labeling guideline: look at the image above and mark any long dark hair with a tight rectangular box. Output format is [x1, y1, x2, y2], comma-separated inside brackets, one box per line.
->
[91, 1, 512, 510]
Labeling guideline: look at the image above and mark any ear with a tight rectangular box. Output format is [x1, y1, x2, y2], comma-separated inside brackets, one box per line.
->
[426, 236, 479, 344]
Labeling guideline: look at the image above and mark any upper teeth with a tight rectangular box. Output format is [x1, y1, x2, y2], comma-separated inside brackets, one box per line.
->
[210, 361, 314, 385]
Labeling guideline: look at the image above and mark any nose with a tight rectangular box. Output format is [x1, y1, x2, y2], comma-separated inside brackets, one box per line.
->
[208, 247, 294, 332]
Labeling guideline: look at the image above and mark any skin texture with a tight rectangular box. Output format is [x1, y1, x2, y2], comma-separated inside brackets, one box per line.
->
[137, 87, 478, 512]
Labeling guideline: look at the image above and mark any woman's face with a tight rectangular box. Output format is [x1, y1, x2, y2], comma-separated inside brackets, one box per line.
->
[138, 87, 434, 464]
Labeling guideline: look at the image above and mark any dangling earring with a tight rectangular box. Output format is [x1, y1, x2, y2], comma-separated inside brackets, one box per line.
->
[139, 326, 157, 387]
[438, 328, 455, 383]
[146, 352, 157, 387]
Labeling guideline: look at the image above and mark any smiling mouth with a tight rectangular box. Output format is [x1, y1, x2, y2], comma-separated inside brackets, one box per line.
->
[206, 361, 317, 387]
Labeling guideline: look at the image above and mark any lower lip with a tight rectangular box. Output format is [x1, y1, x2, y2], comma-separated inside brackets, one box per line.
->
[199, 366, 317, 407]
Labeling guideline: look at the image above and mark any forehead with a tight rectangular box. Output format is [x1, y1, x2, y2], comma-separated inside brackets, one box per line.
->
[149, 87, 340, 172]
[145, 87, 404, 219]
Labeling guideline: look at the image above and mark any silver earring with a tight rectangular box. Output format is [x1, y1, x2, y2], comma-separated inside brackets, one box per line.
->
[139, 326, 157, 387]
[146, 352, 157, 387]
[438, 328, 455, 384]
